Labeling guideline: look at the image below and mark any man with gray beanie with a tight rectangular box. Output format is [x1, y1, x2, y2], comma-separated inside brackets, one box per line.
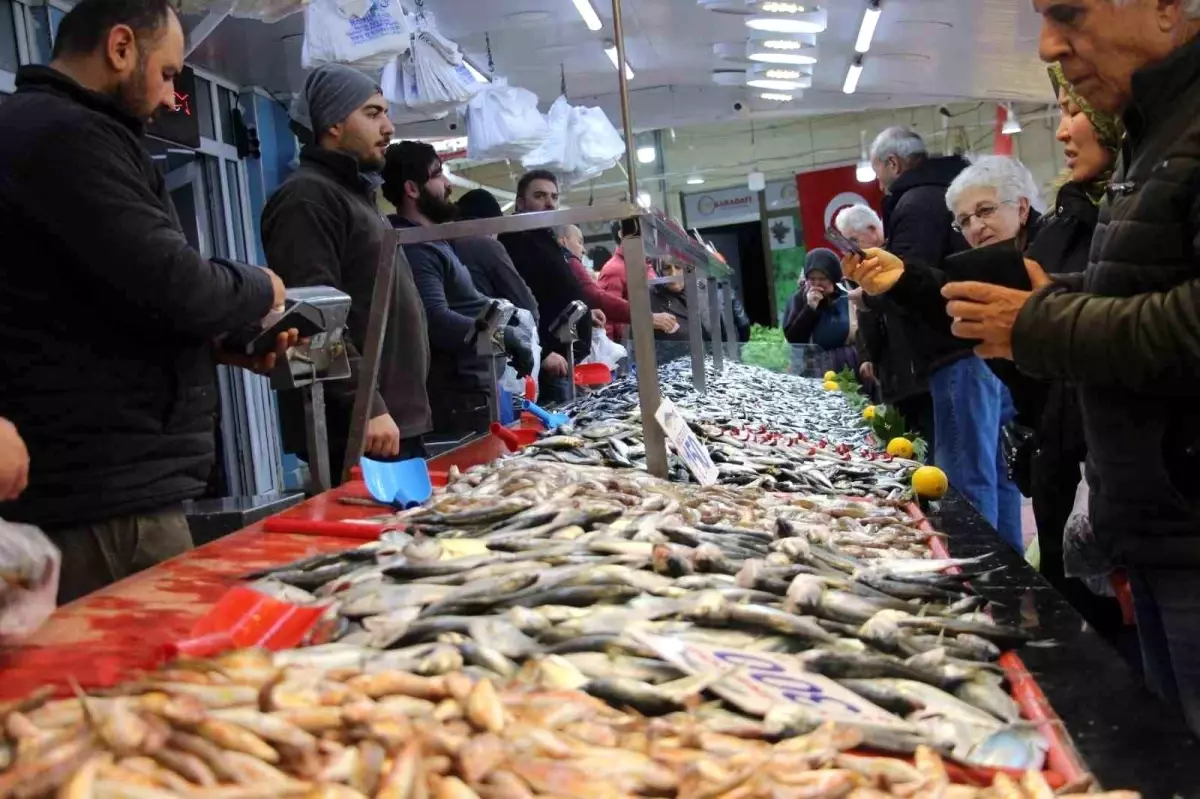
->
[262, 64, 431, 482]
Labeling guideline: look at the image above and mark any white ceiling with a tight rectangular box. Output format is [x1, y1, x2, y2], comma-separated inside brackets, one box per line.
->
[186, 0, 1054, 135]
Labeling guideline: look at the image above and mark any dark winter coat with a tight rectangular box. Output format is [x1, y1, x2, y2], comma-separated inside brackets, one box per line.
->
[1013, 36, 1200, 568]
[262, 146, 432, 455]
[450, 236, 539, 320]
[879, 155, 972, 375]
[499, 228, 592, 362]
[782, 250, 851, 352]
[0, 66, 275, 527]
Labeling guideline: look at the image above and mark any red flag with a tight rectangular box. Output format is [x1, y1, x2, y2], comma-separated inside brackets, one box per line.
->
[795, 165, 886, 253]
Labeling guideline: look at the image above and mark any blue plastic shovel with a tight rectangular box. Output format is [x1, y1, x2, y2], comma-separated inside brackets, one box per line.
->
[359, 457, 433, 509]
[522, 399, 570, 429]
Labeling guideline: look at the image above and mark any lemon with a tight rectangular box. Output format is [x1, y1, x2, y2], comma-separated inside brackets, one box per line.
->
[886, 437, 914, 459]
[823, 370, 838, 382]
[823, 380, 840, 391]
[862, 405, 876, 421]
[912, 466, 949, 499]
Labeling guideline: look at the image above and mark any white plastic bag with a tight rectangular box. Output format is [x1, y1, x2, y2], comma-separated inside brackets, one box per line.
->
[521, 95, 571, 170]
[0, 519, 61, 643]
[301, 0, 414, 71]
[498, 309, 541, 394]
[561, 104, 625, 185]
[466, 79, 549, 162]
[582, 327, 627, 370]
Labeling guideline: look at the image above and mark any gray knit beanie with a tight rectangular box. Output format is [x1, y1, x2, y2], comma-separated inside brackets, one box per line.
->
[290, 64, 382, 144]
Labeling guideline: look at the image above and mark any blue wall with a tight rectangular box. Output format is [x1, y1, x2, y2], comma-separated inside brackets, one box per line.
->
[240, 90, 298, 265]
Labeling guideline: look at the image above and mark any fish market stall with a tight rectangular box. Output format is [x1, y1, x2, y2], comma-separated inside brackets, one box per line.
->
[0, 361, 1195, 795]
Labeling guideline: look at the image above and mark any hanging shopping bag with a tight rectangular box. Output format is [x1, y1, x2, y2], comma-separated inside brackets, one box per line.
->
[0, 519, 61, 643]
[561, 103, 625, 185]
[301, 0, 414, 71]
[522, 95, 571, 171]
[582, 327, 627, 370]
[466, 79, 549, 162]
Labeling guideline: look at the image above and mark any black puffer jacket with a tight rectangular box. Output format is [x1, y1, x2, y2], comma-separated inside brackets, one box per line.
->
[1013, 37, 1200, 568]
[0, 67, 275, 527]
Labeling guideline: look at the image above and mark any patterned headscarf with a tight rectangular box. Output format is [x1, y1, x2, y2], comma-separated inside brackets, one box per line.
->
[1049, 63, 1125, 204]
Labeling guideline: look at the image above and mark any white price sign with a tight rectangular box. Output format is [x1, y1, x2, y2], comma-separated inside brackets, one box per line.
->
[654, 398, 719, 486]
[634, 632, 909, 729]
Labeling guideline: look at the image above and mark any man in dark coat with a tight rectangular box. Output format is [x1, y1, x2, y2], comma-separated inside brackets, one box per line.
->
[262, 64, 432, 481]
[381, 142, 533, 435]
[934, 0, 1200, 734]
[0, 0, 284, 602]
[452, 189, 539, 320]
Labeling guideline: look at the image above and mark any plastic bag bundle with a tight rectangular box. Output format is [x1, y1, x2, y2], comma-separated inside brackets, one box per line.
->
[582, 327, 627, 370]
[522, 96, 626, 186]
[521, 95, 571, 171]
[0, 519, 60, 643]
[301, 0, 414, 72]
[409, 30, 479, 108]
[466, 79, 549, 162]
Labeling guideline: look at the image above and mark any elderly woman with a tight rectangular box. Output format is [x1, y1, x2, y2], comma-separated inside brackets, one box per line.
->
[783, 249, 859, 375]
[842, 156, 1045, 553]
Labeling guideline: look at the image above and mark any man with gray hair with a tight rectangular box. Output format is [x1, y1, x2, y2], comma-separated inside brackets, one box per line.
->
[263, 64, 432, 481]
[930, 0, 1200, 732]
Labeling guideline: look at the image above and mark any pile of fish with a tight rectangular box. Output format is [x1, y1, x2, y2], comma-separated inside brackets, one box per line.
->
[517, 361, 916, 497]
[252, 460, 1044, 770]
[0, 648, 1138, 799]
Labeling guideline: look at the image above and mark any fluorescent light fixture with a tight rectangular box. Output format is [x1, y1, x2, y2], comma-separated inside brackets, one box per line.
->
[1002, 103, 1022, 135]
[760, 92, 794, 101]
[855, 3, 882, 53]
[746, 6, 827, 34]
[637, 191, 652, 208]
[636, 145, 656, 164]
[843, 55, 864, 94]
[604, 42, 635, 80]
[687, 174, 705, 185]
[571, 0, 603, 31]
[856, 160, 876, 182]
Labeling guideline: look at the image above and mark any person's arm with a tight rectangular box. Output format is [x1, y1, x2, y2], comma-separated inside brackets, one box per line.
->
[857, 301, 885, 367]
[782, 294, 821, 344]
[887, 195, 954, 268]
[882, 261, 954, 334]
[261, 194, 386, 418]
[597, 263, 627, 301]
[405, 246, 479, 353]
[19, 119, 274, 339]
[569, 257, 630, 324]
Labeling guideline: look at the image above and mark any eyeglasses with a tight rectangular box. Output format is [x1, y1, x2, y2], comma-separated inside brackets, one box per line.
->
[952, 200, 1015, 233]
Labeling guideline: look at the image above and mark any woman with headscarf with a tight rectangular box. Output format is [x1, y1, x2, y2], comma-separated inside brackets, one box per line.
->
[782, 249, 859, 375]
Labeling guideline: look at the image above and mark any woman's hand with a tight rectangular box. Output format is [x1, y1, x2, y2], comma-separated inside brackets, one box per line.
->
[843, 248, 905, 295]
[806, 287, 825, 309]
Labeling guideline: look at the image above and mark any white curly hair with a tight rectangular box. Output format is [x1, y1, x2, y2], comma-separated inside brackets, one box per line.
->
[946, 155, 1046, 215]
[834, 205, 883, 237]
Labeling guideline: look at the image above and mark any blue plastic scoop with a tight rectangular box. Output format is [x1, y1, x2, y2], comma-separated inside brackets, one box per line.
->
[522, 399, 570, 429]
[359, 457, 433, 509]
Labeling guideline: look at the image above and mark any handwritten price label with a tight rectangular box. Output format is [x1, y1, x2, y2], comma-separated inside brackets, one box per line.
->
[633, 632, 907, 728]
[654, 398, 719, 486]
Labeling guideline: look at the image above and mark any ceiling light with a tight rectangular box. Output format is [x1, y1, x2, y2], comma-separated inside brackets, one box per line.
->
[856, 161, 875, 182]
[765, 39, 802, 49]
[746, 63, 812, 91]
[760, 92, 794, 101]
[571, 0, 603, 31]
[843, 55, 864, 94]
[745, 34, 819, 65]
[686, 174, 705, 185]
[1002, 103, 1022, 135]
[855, 1, 882, 53]
[604, 41, 635, 80]
[765, 68, 801, 79]
[748, 78, 805, 90]
[637, 191, 652, 208]
[636, 145, 657, 164]
[748, 171, 766, 192]
[745, 6, 827, 34]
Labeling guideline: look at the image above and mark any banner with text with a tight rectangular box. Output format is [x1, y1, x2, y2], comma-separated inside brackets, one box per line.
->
[683, 179, 798, 229]
[795, 166, 885, 253]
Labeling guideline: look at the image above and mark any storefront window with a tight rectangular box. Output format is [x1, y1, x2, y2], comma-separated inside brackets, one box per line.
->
[194, 75, 217, 142]
[218, 86, 237, 146]
[0, 0, 20, 73]
[202, 154, 229, 260]
[225, 160, 247, 261]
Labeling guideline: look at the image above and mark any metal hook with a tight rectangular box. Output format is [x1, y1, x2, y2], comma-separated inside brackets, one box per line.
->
[560, 63, 568, 98]
[414, 0, 426, 21]
[485, 32, 495, 75]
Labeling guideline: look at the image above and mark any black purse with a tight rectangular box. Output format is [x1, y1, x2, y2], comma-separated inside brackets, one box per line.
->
[1001, 422, 1038, 497]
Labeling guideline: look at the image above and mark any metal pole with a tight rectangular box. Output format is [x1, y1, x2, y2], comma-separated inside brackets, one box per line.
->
[721, 281, 739, 362]
[487, 358, 501, 425]
[622, 227, 668, 478]
[684, 266, 706, 393]
[611, 0, 638, 204]
[343, 229, 399, 483]
[303, 381, 330, 494]
[708, 277, 724, 373]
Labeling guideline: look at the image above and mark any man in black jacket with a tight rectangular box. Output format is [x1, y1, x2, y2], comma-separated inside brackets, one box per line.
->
[499, 171, 592, 404]
[262, 65, 432, 481]
[381, 142, 533, 435]
[937, 0, 1200, 734]
[453, 189, 539, 320]
[0, 0, 285, 602]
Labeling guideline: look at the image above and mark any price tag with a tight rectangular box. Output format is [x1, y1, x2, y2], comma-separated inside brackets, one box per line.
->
[633, 631, 908, 729]
[654, 398, 718, 486]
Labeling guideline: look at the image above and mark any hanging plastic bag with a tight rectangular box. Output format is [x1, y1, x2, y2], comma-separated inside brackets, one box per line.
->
[582, 327, 627, 370]
[176, 0, 306, 24]
[561, 104, 625, 185]
[522, 95, 571, 171]
[1062, 465, 1116, 597]
[0, 519, 61, 643]
[301, 0, 414, 71]
[498, 309, 541, 394]
[466, 79, 549, 162]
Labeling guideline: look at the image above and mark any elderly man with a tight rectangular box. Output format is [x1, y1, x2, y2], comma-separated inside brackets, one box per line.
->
[834, 206, 934, 450]
[262, 65, 432, 480]
[861, 0, 1200, 733]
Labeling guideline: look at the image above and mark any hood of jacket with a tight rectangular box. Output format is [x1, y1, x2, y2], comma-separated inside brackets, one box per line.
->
[804, 248, 843, 283]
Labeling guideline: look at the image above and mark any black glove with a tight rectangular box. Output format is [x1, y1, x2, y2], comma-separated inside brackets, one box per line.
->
[503, 327, 535, 378]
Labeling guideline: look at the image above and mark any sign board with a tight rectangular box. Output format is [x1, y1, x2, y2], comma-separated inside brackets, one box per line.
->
[146, 66, 201, 149]
[766, 214, 797, 250]
[795, 165, 885, 253]
[683, 179, 798, 229]
[654, 398, 718, 486]
[635, 632, 909, 729]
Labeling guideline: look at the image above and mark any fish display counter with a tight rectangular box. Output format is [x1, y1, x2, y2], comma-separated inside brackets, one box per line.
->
[0, 361, 1195, 795]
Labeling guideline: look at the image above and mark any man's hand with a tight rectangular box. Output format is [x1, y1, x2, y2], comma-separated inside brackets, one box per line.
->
[653, 313, 680, 334]
[216, 328, 299, 375]
[941, 281, 1034, 360]
[503, 328, 535, 378]
[591, 309, 607, 328]
[542, 352, 568, 377]
[859, 362, 876, 383]
[1025, 258, 1052, 290]
[264, 267, 286, 310]
[843, 248, 905, 295]
[0, 418, 29, 501]
[364, 413, 401, 458]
